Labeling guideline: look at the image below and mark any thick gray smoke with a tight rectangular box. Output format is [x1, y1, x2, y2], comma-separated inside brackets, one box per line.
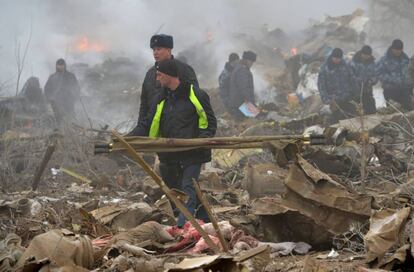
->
[0, 0, 366, 94]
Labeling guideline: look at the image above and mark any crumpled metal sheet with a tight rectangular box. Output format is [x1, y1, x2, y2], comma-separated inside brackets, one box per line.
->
[252, 190, 367, 235]
[287, 156, 372, 217]
[365, 207, 411, 264]
[251, 156, 371, 239]
[296, 155, 344, 187]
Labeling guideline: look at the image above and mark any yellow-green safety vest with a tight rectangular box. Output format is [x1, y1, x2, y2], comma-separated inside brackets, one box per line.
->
[149, 85, 208, 138]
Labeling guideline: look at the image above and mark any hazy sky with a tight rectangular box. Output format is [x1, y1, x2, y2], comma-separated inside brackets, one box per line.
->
[0, 0, 367, 94]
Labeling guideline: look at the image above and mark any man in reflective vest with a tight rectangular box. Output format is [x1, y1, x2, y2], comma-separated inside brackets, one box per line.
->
[131, 59, 217, 227]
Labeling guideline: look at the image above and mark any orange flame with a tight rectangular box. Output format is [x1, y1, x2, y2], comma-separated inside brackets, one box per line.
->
[74, 37, 106, 53]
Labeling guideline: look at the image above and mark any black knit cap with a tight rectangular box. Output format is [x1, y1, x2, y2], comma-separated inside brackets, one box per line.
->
[156, 59, 178, 77]
[331, 48, 343, 59]
[56, 58, 66, 66]
[361, 45, 372, 55]
[150, 34, 173, 49]
[391, 39, 403, 50]
[242, 51, 257, 62]
[229, 53, 240, 62]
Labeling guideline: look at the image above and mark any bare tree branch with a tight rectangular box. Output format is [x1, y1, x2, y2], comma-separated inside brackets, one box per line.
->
[15, 18, 33, 96]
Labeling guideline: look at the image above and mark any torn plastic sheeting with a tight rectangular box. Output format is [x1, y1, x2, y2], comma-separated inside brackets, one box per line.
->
[16, 229, 94, 270]
[287, 156, 372, 217]
[365, 207, 411, 264]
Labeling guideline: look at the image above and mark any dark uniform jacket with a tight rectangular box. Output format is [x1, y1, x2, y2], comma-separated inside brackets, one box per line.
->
[44, 69, 80, 116]
[229, 62, 255, 108]
[132, 81, 216, 166]
[137, 57, 198, 128]
[376, 47, 410, 90]
[317, 58, 354, 104]
[218, 62, 235, 103]
[349, 51, 377, 92]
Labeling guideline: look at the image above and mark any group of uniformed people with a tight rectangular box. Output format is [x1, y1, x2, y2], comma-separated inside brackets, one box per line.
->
[317, 39, 414, 123]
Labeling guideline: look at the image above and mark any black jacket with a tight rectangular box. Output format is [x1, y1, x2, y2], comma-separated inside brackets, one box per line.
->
[137, 57, 198, 129]
[218, 62, 235, 101]
[229, 61, 255, 109]
[44, 70, 80, 114]
[132, 81, 216, 166]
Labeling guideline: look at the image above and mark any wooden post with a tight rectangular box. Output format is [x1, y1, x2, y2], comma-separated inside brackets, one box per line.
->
[193, 179, 229, 252]
[32, 143, 56, 191]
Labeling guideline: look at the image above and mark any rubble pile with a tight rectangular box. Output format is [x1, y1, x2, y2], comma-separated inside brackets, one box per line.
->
[2, 8, 414, 272]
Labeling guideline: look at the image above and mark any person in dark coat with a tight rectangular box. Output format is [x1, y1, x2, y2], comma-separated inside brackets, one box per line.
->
[132, 59, 217, 227]
[349, 45, 377, 114]
[218, 52, 240, 110]
[317, 48, 355, 123]
[136, 34, 198, 133]
[228, 51, 257, 120]
[376, 39, 412, 110]
[44, 59, 80, 122]
[20, 77, 46, 112]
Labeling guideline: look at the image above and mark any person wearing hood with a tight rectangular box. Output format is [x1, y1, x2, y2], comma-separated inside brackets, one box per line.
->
[228, 50, 257, 120]
[376, 39, 412, 110]
[44, 58, 80, 122]
[218, 52, 240, 110]
[20, 76, 46, 112]
[349, 45, 377, 114]
[317, 48, 355, 123]
[131, 34, 198, 135]
[132, 59, 217, 227]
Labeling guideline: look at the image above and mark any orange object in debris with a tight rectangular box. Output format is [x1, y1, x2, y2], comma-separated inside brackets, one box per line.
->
[290, 47, 298, 56]
[75, 36, 106, 53]
[287, 93, 300, 108]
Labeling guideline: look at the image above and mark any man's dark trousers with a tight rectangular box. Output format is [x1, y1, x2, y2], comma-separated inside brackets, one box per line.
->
[159, 162, 209, 227]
